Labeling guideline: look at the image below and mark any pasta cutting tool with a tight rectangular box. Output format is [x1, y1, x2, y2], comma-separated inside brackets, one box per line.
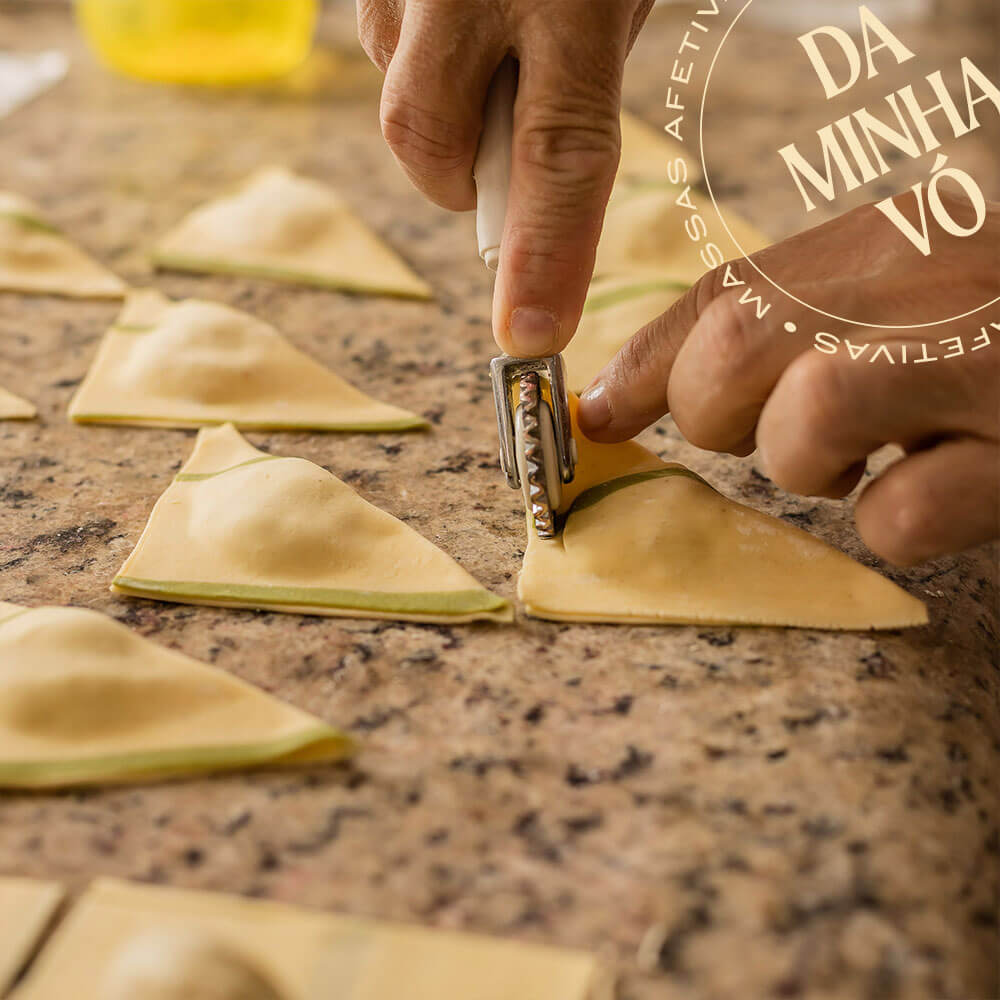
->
[475, 58, 577, 539]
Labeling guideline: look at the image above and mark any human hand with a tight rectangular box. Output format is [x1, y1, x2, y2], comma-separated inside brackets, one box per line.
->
[357, 0, 654, 357]
[577, 193, 1000, 565]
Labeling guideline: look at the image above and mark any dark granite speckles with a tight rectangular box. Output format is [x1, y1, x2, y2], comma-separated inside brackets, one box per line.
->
[0, 3, 998, 1000]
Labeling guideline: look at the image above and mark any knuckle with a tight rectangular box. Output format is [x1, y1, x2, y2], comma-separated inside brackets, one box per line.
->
[860, 478, 933, 567]
[961, 343, 1000, 422]
[357, 4, 397, 71]
[698, 291, 754, 382]
[379, 90, 474, 178]
[616, 326, 663, 387]
[503, 224, 586, 280]
[670, 293, 757, 450]
[784, 351, 848, 440]
[757, 433, 807, 495]
[516, 110, 620, 200]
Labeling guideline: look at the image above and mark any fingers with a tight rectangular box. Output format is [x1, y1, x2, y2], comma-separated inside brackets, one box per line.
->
[493, 14, 630, 358]
[356, 0, 403, 71]
[379, 1, 503, 211]
[756, 345, 996, 499]
[856, 437, 1000, 566]
[627, 0, 655, 51]
[576, 267, 721, 441]
[666, 293, 818, 455]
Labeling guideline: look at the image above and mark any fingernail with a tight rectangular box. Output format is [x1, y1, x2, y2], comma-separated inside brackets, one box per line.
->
[579, 382, 611, 433]
[508, 307, 559, 357]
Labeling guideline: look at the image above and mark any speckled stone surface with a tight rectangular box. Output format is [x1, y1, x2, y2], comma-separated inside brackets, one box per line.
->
[0, 3, 997, 999]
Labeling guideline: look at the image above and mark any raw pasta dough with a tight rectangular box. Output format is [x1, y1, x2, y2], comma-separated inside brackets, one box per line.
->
[565, 113, 766, 388]
[0, 877, 65, 995]
[11, 879, 603, 1000]
[594, 183, 769, 283]
[563, 276, 688, 392]
[101, 930, 285, 1000]
[0, 387, 36, 420]
[519, 403, 929, 630]
[153, 167, 432, 300]
[0, 191, 126, 299]
[112, 424, 512, 624]
[0, 602, 352, 788]
[69, 290, 427, 432]
[618, 109, 700, 185]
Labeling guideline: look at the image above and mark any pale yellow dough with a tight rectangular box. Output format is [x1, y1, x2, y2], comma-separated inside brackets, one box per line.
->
[0, 877, 65, 995]
[153, 167, 432, 300]
[570, 114, 767, 386]
[0, 602, 352, 789]
[619, 109, 700, 185]
[0, 387, 37, 420]
[101, 930, 285, 1000]
[0, 191, 126, 299]
[595, 184, 770, 283]
[564, 276, 689, 392]
[68, 290, 427, 432]
[12, 879, 602, 1000]
[112, 424, 512, 624]
[519, 404, 929, 630]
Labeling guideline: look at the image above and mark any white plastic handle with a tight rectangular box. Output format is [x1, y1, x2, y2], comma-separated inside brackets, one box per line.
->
[474, 58, 516, 272]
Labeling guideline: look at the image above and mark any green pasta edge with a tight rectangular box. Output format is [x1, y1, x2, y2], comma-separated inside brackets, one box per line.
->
[174, 455, 281, 482]
[584, 279, 690, 314]
[71, 413, 430, 433]
[0, 725, 354, 789]
[112, 577, 511, 617]
[151, 251, 434, 302]
[0, 210, 60, 235]
[562, 467, 714, 523]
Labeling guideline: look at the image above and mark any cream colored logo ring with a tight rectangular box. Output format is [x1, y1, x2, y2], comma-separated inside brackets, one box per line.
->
[698, 0, 1000, 331]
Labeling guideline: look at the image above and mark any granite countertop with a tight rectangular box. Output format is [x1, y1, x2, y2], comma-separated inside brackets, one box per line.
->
[0, 2, 997, 998]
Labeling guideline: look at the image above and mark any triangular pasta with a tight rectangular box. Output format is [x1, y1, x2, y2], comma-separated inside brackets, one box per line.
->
[153, 167, 432, 300]
[519, 403, 929, 630]
[0, 386, 37, 420]
[564, 275, 689, 392]
[112, 425, 512, 624]
[594, 183, 770, 283]
[619, 109, 699, 185]
[69, 290, 427, 432]
[0, 877, 65, 995]
[0, 191, 126, 299]
[0, 602, 352, 788]
[12, 879, 603, 1000]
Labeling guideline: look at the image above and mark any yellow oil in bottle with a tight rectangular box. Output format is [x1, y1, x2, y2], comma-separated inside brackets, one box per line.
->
[76, 0, 318, 86]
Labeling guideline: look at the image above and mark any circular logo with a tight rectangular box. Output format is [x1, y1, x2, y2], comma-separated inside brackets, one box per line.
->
[664, 0, 999, 359]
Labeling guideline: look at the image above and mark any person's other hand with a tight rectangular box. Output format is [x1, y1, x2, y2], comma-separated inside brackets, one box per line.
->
[577, 193, 1000, 565]
[357, 0, 653, 357]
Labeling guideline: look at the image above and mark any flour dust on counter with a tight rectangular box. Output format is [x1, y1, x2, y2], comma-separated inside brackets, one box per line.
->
[153, 166, 433, 300]
[519, 400, 929, 629]
[112, 424, 513, 624]
[0, 386, 36, 420]
[68, 289, 427, 432]
[11, 879, 605, 1000]
[0, 191, 126, 299]
[0, 602, 352, 789]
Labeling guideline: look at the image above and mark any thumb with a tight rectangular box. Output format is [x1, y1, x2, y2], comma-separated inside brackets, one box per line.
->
[492, 26, 627, 358]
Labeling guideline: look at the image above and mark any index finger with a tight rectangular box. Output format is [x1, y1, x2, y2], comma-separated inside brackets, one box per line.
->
[492, 17, 629, 358]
